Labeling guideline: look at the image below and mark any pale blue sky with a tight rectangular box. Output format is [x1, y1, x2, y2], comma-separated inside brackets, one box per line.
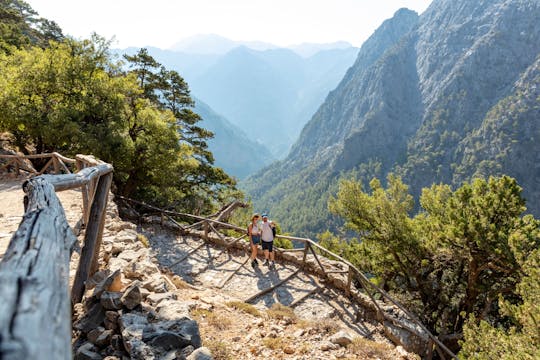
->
[25, 0, 433, 49]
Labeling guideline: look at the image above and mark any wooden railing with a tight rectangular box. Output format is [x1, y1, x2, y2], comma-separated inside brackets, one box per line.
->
[0, 153, 113, 360]
[0, 151, 77, 176]
[119, 197, 458, 360]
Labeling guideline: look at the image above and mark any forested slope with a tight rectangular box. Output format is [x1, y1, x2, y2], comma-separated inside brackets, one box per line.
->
[243, 0, 540, 238]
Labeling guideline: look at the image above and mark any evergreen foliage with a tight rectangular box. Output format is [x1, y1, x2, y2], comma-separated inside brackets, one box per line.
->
[0, 2, 239, 214]
[0, 0, 63, 52]
[328, 174, 540, 352]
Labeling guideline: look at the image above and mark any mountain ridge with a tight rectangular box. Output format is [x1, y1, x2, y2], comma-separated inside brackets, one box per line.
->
[243, 0, 540, 237]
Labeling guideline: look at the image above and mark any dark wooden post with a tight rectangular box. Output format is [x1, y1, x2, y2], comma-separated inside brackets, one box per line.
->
[71, 172, 113, 304]
[302, 243, 309, 268]
[14, 158, 20, 176]
[53, 155, 60, 174]
[0, 177, 76, 360]
[203, 220, 209, 240]
[346, 266, 353, 297]
[76, 158, 90, 225]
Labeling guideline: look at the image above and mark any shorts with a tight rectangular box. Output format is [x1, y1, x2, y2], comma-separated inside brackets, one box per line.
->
[262, 241, 273, 252]
[251, 235, 261, 245]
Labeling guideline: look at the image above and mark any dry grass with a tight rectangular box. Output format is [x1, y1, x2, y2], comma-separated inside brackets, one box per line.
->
[169, 274, 193, 289]
[205, 340, 233, 360]
[225, 301, 262, 317]
[136, 233, 149, 247]
[266, 303, 297, 322]
[191, 308, 232, 331]
[262, 336, 287, 350]
[296, 317, 341, 334]
[347, 337, 397, 360]
[312, 318, 341, 334]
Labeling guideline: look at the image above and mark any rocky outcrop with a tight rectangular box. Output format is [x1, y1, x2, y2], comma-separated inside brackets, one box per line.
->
[72, 204, 207, 360]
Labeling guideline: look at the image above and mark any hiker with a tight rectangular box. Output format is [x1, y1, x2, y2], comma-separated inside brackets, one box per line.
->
[260, 213, 276, 267]
[248, 213, 261, 266]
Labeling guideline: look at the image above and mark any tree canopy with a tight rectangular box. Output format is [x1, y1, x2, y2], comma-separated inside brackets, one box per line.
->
[328, 174, 540, 353]
[0, 3, 239, 214]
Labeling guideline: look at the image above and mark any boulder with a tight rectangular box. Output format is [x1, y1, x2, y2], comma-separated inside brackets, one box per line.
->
[120, 312, 202, 359]
[75, 342, 102, 360]
[186, 347, 213, 360]
[142, 275, 168, 293]
[74, 302, 106, 333]
[104, 311, 119, 331]
[101, 291, 123, 310]
[155, 299, 191, 320]
[87, 326, 106, 345]
[121, 282, 142, 310]
[146, 292, 177, 306]
[329, 330, 353, 346]
[92, 269, 123, 298]
[143, 330, 191, 351]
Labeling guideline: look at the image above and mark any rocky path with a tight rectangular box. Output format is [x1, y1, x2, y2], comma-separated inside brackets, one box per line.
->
[0, 177, 416, 359]
[145, 224, 386, 340]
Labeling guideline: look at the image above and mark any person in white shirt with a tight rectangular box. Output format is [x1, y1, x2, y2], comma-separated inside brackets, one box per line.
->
[260, 213, 276, 267]
[248, 213, 261, 267]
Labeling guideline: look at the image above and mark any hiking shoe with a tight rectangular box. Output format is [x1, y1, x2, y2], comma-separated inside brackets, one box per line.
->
[254, 259, 259, 265]
[270, 261, 276, 269]
[264, 260, 269, 266]
[251, 260, 257, 267]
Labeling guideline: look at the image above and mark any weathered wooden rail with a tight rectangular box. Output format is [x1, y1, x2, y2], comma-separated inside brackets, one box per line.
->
[0, 152, 76, 177]
[0, 153, 113, 360]
[120, 196, 458, 360]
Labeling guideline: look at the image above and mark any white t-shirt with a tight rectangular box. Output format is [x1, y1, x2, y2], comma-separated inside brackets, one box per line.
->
[261, 221, 274, 242]
[250, 222, 260, 236]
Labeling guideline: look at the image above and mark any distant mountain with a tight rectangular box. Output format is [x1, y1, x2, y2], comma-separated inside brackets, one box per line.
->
[288, 41, 353, 57]
[170, 34, 278, 54]
[188, 45, 359, 157]
[243, 1, 540, 237]
[116, 47, 218, 84]
[118, 43, 358, 159]
[195, 98, 274, 179]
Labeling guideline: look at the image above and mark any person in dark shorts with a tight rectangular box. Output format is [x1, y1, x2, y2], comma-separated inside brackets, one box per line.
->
[260, 213, 276, 267]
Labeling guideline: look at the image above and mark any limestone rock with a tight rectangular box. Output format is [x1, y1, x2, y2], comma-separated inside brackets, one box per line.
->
[186, 347, 213, 360]
[146, 292, 177, 306]
[74, 302, 106, 333]
[329, 330, 353, 346]
[101, 291, 123, 310]
[92, 269, 122, 299]
[154, 299, 191, 320]
[87, 326, 106, 345]
[142, 330, 191, 351]
[104, 310, 119, 331]
[142, 275, 168, 293]
[121, 282, 142, 310]
[75, 342, 102, 360]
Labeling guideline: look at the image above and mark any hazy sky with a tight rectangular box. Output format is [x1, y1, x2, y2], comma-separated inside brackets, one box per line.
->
[25, 0, 433, 49]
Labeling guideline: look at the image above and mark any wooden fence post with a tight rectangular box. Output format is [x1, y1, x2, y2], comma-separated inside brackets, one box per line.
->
[346, 266, 353, 296]
[53, 155, 60, 174]
[302, 243, 309, 268]
[0, 177, 76, 360]
[71, 172, 113, 304]
[203, 220, 209, 240]
[76, 158, 90, 225]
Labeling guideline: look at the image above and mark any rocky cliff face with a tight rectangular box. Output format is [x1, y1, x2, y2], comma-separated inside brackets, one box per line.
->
[243, 0, 540, 236]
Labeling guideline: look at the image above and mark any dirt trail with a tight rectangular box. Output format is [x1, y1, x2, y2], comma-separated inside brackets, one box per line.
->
[0, 176, 417, 359]
[0, 177, 83, 259]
